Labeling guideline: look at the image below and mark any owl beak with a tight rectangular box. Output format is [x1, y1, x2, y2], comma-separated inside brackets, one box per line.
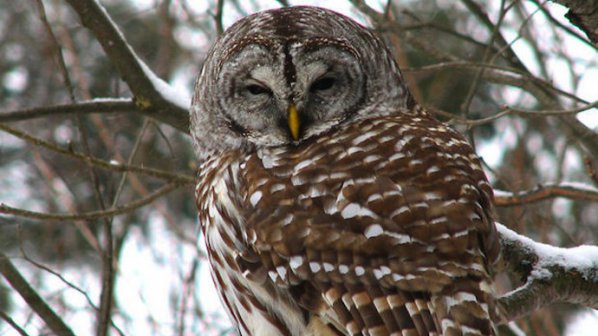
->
[287, 104, 300, 141]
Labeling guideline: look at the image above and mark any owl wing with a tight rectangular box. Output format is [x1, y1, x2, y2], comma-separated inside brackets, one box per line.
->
[237, 115, 501, 335]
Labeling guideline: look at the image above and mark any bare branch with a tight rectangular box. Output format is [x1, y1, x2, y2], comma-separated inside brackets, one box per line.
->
[0, 252, 76, 336]
[19, 251, 99, 313]
[35, 0, 76, 101]
[429, 101, 598, 126]
[212, 0, 225, 36]
[275, 0, 290, 7]
[496, 224, 598, 323]
[350, 1, 598, 162]
[460, 0, 512, 124]
[460, 0, 530, 71]
[0, 122, 194, 184]
[418, 66, 598, 159]
[17, 249, 127, 336]
[0, 99, 136, 123]
[459, 0, 598, 160]
[405, 61, 588, 105]
[0, 182, 185, 221]
[494, 182, 598, 206]
[559, 115, 598, 158]
[0, 310, 29, 336]
[64, 0, 190, 132]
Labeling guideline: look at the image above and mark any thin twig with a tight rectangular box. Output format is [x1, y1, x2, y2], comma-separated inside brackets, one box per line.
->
[398, 17, 519, 68]
[0, 182, 184, 221]
[405, 61, 590, 105]
[35, 0, 76, 101]
[110, 120, 150, 292]
[212, 0, 225, 36]
[350, 0, 598, 165]
[0, 252, 76, 336]
[275, 0, 290, 7]
[111, 120, 152, 214]
[494, 182, 598, 206]
[460, 0, 530, 72]
[0, 122, 194, 184]
[353, 1, 588, 112]
[16, 236, 130, 336]
[35, 2, 116, 332]
[429, 101, 598, 126]
[17, 230, 125, 335]
[176, 259, 198, 336]
[460, 0, 509, 122]
[0, 99, 136, 123]
[352, 0, 462, 63]
[0, 310, 29, 336]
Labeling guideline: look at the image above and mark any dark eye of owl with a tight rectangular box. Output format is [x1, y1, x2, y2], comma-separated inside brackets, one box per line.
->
[246, 84, 272, 96]
[310, 77, 335, 92]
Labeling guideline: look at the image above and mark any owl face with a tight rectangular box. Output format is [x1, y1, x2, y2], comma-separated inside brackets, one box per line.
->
[217, 38, 366, 146]
[191, 6, 413, 157]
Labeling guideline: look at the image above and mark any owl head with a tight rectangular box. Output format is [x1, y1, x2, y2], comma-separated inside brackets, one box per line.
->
[190, 6, 415, 159]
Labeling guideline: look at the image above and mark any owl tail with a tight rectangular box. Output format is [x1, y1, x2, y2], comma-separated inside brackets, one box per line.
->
[431, 279, 498, 336]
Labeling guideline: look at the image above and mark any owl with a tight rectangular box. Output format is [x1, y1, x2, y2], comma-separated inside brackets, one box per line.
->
[191, 6, 501, 336]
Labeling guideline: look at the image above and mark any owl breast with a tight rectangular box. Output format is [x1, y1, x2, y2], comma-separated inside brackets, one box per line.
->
[196, 154, 310, 336]
[196, 113, 499, 335]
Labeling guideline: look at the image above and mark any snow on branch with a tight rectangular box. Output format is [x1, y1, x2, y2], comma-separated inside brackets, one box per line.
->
[64, 0, 190, 132]
[496, 223, 598, 323]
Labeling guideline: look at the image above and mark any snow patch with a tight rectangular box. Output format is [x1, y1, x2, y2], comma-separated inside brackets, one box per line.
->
[139, 60, 191, 109]
[497, 223, 598, 281]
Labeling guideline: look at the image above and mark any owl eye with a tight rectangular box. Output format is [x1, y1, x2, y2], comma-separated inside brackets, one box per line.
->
[245, 84, 272, 96]
[310, 77, 335, 92]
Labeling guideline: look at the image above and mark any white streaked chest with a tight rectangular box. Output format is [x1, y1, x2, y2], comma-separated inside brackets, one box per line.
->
[196, 155, 307, 336]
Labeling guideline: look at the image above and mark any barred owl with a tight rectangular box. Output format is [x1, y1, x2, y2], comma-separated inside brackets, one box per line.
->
[191, 6, 501, 336]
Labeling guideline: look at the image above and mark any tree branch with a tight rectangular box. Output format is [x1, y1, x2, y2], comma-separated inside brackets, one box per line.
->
[64, 0, 190, 132]
[350, 1, 598, 161]
[0, 122, 194, 184]
[0, 99, 136, 123]
[0, 310, 29, 336]
[405, 61, 587, 104]
[0, 182, 185, 221]
[428, 101, 598, 126]
[496, 223, 598, 323]
[559, 114, 598, 158]
[0, 252, 76, 336]
[549, 0, 598, 44]
[494, 182, 598, 206]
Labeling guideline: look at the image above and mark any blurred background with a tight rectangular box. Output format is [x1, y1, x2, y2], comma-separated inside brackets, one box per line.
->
[0, 0, 597, 335]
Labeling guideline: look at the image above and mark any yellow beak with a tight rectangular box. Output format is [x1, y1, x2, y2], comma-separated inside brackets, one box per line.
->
[287, 104, 300, 141]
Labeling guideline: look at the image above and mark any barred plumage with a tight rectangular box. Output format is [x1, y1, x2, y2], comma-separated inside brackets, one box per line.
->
[192, 6, 501, 336]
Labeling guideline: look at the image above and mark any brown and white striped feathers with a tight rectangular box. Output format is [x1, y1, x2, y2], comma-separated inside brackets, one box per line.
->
[191, 6, 501, 336]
